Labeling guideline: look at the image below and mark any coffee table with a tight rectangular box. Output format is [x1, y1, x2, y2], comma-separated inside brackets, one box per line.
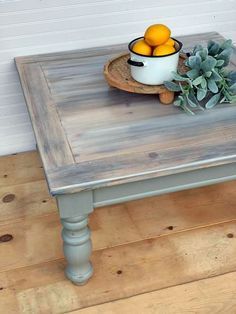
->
[15, 32, 236, 285]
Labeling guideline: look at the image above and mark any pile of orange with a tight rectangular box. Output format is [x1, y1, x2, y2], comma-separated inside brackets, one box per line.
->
[132, 24, 175, 57]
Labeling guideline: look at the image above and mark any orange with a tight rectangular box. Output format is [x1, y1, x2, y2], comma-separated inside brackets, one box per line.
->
[144, 24, 171, 46]
[153, 44, 175, 56]
[132, 39, 152, 56]
[164, 38, 175, 47]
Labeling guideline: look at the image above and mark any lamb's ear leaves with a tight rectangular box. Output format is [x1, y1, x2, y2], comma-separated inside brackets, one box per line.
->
[186, 94, 198, 108]
[171, 71, 190, 82]
[201, 56, 217, 72]
[188, 56, 201, 69]
[205, 93, 221, 109]
[192, 76, 203, 86]
[186, 69, 199, 79]
[228, 71, 236, 84]
[218, 48, 232, 66]
[207, 40, 215, 51]
[193, 44, 203, 55]
[201, 77, 207, 89]
[205, 71, 212, 78]
[229, 83, 236, 94]
[197, 88, 207, 101]
[208, 42, 220, 55]
[174, 98, 182, 106]
[216, 59, 225, 67]
[208, 79, 219, 93]
[163, 81, 181, 92]
[199, 48, 208, 60]
[211, 69, 222, 81]
[220, 39, 232, 50]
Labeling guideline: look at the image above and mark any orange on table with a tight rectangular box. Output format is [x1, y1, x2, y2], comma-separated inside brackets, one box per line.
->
[153, 44, 175, 56]
[164, 38, 175, 47]
[144, 24, 171, 46]
[132, 39, 152, 56]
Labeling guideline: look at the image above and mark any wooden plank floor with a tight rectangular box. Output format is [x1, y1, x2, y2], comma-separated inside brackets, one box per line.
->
[0, 151, 236, 314]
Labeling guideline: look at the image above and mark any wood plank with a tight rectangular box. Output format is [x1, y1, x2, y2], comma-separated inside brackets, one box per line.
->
[72, 272, 236, 314]
[0, 151, 44, 187]
[0, 180, 57, 225]
[0, 205, 141, 272]
[1, 176, 236, 272]
[48, 148, 236, 195]
[15, 62, 74, 173]
[16, 33, 236, 195]
[125, 181, 236, 238]
[0, 286, 19, 314]
[1, 221, 235, 313]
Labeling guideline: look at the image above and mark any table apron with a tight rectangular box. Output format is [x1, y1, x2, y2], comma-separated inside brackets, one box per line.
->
[93, 163, 236, 208]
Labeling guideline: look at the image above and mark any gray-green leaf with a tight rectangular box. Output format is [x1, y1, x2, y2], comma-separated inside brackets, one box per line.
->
[186, 94, 198, 107]
[198, 48, 208, 60]
[205, 71, 212, 78]
[163, 81, 181, 92]
[208, 79, 219, 93]
[201, 77, 207, 89]
[207, 40, 215, 51]
[216, 59, 225, 67]
[193, 44, 203, 55]
[174, 98, 182, 106]
[221, 39, 232, 50]
[211, 69, 222, 81]
[188, 55, 201, 70]
[228, 71, 236, 84]
[208, 42, 220, 55]
[187, 69, 199, 79]
[224, 89, 233, 101]
[193, 76, 203, 86]
[205, 93, 221, 109]
[229, 83, 236, 94]
[218, 48, 232, 66]
[171, 72, 189, 82]
[197, 88, 207, 101]
[201, 56, 217, 72]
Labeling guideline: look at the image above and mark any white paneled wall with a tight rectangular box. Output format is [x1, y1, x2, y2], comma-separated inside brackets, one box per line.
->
[0, 0, 236, 156]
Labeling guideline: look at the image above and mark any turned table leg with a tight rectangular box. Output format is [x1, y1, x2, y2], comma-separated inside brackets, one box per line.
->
[61, 215, 93, 285]
[56, 192, 94, 285]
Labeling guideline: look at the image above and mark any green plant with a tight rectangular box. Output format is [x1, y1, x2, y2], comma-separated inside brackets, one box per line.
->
[164, 39, 236, 114]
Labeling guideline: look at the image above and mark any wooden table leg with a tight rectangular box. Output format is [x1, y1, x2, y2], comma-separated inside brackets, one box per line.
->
[159, 91, 175, 104]
[56, 192, 94, 285]
[61, 215, 93, 285]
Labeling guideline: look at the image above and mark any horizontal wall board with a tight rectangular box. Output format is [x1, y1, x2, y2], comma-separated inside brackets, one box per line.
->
[0, 123, 32, 137]
[2, 2, 235, 36]
[0, 0, 235, 155]
[2, 11, 235, 51]
[0, 0, 217, 14]
[0, 113, 30, 126]
[0, 105, 28, 118]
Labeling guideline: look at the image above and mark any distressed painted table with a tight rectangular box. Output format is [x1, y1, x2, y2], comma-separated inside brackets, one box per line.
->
[15, 32, 236, 285]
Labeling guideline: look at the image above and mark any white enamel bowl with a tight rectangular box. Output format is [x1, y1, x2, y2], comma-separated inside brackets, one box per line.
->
[128, 37, 183, 85]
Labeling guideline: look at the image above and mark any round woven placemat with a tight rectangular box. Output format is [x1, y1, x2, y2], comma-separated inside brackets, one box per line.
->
[104, 53, 187, 94]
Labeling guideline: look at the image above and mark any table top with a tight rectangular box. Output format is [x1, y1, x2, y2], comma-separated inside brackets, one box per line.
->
[15, 32, 236, 195]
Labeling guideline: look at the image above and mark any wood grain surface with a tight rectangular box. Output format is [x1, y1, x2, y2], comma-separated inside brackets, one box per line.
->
[15, 32, 236, 195]
[7, 221, 236, 313]
[72, 272, 236, 314]
[1, 151, 236, 313]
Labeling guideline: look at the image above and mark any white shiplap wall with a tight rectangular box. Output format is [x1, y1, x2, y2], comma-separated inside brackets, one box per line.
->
[0, 0, 236, 156]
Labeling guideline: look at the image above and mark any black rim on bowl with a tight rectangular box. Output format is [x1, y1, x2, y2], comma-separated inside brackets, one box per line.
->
[128, 36, 183, 58]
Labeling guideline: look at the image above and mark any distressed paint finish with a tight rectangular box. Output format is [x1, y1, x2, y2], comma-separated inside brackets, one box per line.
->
[15, 32, 236, 195]
[61, 215, 93, 285]
[15, 32, 236, 284]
